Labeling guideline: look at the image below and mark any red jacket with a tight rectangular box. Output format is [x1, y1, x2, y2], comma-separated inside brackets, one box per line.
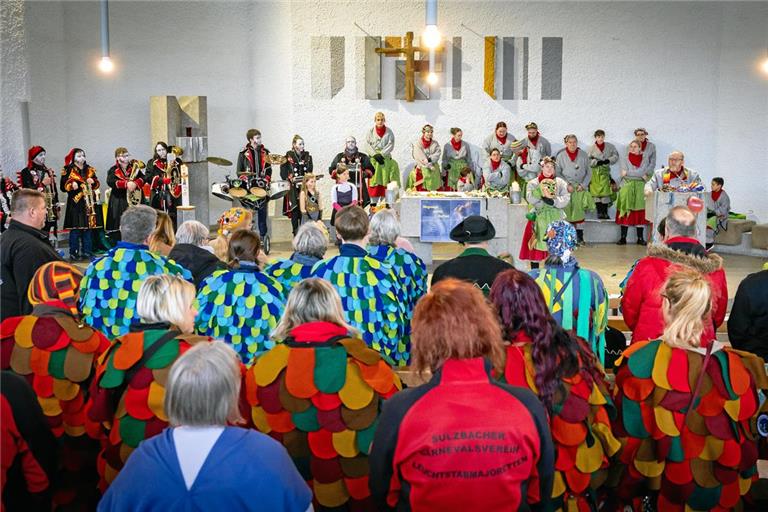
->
[621, 237, 728, 345]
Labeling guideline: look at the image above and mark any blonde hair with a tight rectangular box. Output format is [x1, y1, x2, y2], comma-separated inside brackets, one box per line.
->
[662, 269, 712, 349]
[137, 275, 196, 332]
[149, 212, 176, 254]
[272, 278, 357, 340]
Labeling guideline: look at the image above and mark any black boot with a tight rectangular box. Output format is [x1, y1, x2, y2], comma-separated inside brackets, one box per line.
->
[616, 226, 628, 245]
[530, 261, 540, 270]
[596, 203, 607, 220]
[636, 227, 647, 246]
[577, 229, 585, 246]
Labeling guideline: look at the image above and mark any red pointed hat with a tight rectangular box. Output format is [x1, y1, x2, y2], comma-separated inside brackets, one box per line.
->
[64, 148, 83, 167]
[27, 146, 45, 169]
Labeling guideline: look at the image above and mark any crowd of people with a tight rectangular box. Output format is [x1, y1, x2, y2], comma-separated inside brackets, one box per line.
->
[1, 180, 767, 511]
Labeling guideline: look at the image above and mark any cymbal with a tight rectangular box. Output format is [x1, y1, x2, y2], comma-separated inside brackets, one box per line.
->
[206, 156, 233, 166]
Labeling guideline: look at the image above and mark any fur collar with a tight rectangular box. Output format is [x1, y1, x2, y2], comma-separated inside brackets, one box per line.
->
[646, 243, 723, 274]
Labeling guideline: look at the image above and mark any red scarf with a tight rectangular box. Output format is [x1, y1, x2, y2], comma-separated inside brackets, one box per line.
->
[640, 139, 648, 152]
[450, 138, 462, 151]
[528, 134, 539, 147]
[595, 142, 605, 152]
[519, 148, 529, 165]
[538, 171, 553, 181]
[711, 190, 723, 202]
[496, 134, 507, 145]
[289, 321, 348, 343]
[375, 125, 386, 138]
[421, 136, 431, 149]
[490, 159, 501, 171]
[628, 152, 643, 167]
[565, 148, 578, 162]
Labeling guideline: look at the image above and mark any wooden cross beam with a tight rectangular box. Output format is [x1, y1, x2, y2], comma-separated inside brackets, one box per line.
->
[375, 31, 442, 102]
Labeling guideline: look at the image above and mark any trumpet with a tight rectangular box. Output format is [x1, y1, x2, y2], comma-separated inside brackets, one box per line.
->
[127, 159, 145, 206]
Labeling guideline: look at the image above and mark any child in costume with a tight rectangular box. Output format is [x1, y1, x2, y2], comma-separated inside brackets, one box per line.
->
[587, 129, 620, 219]
[311, 206, 408, 366]
[247, 278, 401, 511]
[706, 177, 731, 248]
[456, 166, 475, 192]
[298, 173, 321, 224]
[195, 230, 286, 364]
[330, 164, 358, 226]
[209, 207, 253, 262]
[519, 157, 571, 267]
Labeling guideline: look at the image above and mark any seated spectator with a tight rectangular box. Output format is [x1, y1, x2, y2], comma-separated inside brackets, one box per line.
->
[621, 206, 727, 345]
[705, 176, 730, 249]
[79, 205, 192, 338]
[248, 278, 400, 510]
[148, 211, 175, 256]
[168, 220, 225, 288]
[86, 274, 210, 490]
[98, 342, 311, 512]
[0, 189, 61, 321]
[1, 371, 57, 512]
[367, 209, 427, 314]
[311, 206, 407, 366]
[195, 230, 286, 364]
[431, 215, 514, 295]
[209, 207, 253, 262]
[489, 269, 619, 511]
[370, 279, 554, 511]
[264, 222, 328, 291]
[728, 268, 768, 361]
[613, 269, 765, 511]
[1, 262, 110, 508]
[528, 220, 609, 363]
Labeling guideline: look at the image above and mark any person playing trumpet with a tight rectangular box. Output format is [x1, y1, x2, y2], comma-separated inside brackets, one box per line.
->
[107, 147, 145, 243]
[147, 142, 182, 230]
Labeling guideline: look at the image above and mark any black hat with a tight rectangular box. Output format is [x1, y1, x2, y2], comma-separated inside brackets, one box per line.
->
[449, 215, 496, 243]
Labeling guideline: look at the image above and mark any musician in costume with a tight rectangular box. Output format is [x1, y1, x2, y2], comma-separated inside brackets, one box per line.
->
[265, 222, 328, 292]
[0, 169, 18, 232]
[86, 275, 211, 491]
[237, 129, 272, 238]
[310, 206, 408, 366]
[587, 130, 620, 219]
[366, 111, 400, 202]
[519, 157, 571, 267]
[146, 142, 182, 230]
[329, 136, 374, 207]
[555, 135, 594, 245]
[106, 147, 144, 243]
[632, 127, 656, 170]
[442, 127, 474, 190]
[612, 269, 766, 511]
[80, 205, 192, 338]
[195, 230, 287, 364]
[407, 124, 442, 192]
[61, 148, 104, 260]
[616, 140, 653, 245]
[514, 122, 552, 198]
[19, 146, 59, 242]
[482, 148, 512, 192]
[0, 262, 111, 508]
[247, 278, 401, 511]
[489, 268, 619, 512]
[280, 134, 313, 236]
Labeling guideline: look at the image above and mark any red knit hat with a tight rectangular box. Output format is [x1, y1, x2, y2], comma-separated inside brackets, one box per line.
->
[27, 261, 84, 314]
[27, 146, 45, 169]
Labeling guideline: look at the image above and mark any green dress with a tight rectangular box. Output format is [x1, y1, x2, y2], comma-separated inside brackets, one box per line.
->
[446, 157, 468, 190]
[370, 154, 400, 188]
[563, 189, 595, 223]
[616, 178, 647, 217]
[589, 163, 614, 201]
[531, 186, 567, 251]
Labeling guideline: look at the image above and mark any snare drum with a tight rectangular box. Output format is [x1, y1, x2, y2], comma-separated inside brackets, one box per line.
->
[227, 177, 247, 198]
[269, 180, 291, 200]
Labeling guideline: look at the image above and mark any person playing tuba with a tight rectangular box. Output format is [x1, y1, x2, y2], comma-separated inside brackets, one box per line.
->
[147, 142, 183, 229]
[106, 147, 145, 243]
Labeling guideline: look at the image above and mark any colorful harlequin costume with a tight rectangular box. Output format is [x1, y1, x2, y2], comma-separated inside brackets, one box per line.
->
[79, 241, 193, 338]
[85, 324, 210, 490]
[0, 262, 111, 508]
[366, 244, 427, 313]
[195, 262, 287, 364]
[247, 321, 401, 511]
[612, 339, 768, 511]
[501, 334, 620, 511]
[311, 245, 408, 366]
[529, 221, 610, 363]
[264, 252, 322, 292]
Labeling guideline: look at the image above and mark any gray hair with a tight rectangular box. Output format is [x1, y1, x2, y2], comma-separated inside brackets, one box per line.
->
[137, 275, 196, 330]
[176, 220, 210, 246]
[292, 223, 328, 259]
[272, 278, 357, 341]
[164, 342, 242, 427]
[369, 209, 400, 246]
[665, 206, 697, 238]
[120, 205, 157, 244]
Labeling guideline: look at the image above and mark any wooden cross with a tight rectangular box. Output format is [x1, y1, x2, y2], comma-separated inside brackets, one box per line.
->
[376, 31, 440, 102]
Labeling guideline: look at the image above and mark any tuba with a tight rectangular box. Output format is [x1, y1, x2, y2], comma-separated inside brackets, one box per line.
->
[167, 146, 183, 199]
[127, 160, 145, 206]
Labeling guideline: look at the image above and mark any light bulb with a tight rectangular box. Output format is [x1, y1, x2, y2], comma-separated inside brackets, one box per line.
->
[761, 57, 768, 75]
[422, 25, 441, 49]
[98, 56, 114, 73]
[427, 72, 438, 85]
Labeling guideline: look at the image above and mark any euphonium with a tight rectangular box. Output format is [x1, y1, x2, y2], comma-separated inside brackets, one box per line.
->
[127, 159, 145, 206]
[43, 167, 57, 222]
[82, 175, 98, 229]
[167, 146, 184, 199]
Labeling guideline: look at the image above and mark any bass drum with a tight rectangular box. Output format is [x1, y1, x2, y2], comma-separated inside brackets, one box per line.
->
[269, 180, 291, 200]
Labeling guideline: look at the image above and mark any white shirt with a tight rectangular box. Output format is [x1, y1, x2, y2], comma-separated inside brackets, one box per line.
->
[173, 426, 225, 490]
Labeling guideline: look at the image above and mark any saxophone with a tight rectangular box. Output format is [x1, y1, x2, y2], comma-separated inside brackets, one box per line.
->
[127, 160, 145, 206]
[43, 167, 57, 222]
[82, 171, 98, 229]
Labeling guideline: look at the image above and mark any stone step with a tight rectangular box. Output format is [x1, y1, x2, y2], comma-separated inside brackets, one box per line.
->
[712, 233, 768, 258]
[581, 218, 648, 244]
